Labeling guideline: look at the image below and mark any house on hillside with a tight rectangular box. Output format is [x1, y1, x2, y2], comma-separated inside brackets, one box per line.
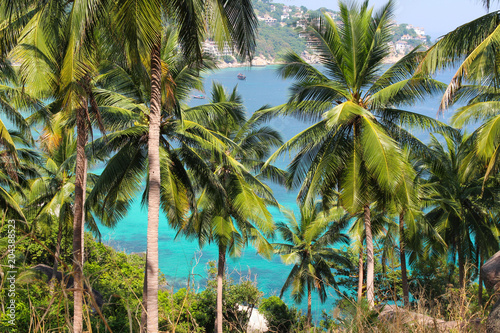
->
[202, 40, 232, 57]
[296, 19, 307, 29]
[414, 27, 425, 36]
[395, 40, 409, 53]
[401, 34, 412, 40]
[263, 14, 277, 26]
[281, 13, 290, 21]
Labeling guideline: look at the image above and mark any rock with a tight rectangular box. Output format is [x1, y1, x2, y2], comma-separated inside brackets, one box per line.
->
[481, 251, 500, 290]
[252, 57, 268, 67]
[487, 298, 500, 333]
[378, 304, 460, 332]
[237, 305, 268, 333]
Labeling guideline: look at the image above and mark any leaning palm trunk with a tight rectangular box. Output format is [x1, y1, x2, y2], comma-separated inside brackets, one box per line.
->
[364, 205, 374, 307]
[216, 244, 226, 333]
[146, 40, 162, 333]
[73, 102, 88, 333]
[399, 212, 409, 305]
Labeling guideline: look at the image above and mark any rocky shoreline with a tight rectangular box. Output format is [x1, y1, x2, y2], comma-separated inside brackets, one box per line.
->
[216, 51, 406, 68]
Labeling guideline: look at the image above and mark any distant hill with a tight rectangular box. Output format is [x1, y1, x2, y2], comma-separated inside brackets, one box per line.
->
[209, 0, 433, 65]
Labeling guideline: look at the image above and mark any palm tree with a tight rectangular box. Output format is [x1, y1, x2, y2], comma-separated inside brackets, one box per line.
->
[264, 0, 448, 307]
[0, 61, 40, 220]
[181, 83, 283, 333]
[10, 2, 110, 328]
[24, 115, 101, 285]
[274, 203, 350, 330]
[448, 86, 500, 189]
[422, 132, 500, 289]
[110, 2, 258, 330]
[418, 8, 500, 112]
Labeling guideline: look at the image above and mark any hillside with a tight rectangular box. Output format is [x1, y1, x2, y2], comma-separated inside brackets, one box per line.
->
[210, 0, 433, 65]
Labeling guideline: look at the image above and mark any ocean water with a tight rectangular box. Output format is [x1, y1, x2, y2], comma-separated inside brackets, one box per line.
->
[96, 65, 459, 317]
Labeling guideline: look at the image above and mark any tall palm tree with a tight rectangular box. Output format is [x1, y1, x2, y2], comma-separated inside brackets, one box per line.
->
[181, 83, 283, 333]
[274, 203, 350, 330]
[264, 0, 448, 307]
[110, 2, 258, 330]
[10, 2, 109, 329]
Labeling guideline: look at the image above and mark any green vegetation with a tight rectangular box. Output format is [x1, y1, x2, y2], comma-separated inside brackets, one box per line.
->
[255, 25, 306, 59]
[2, 0, 500, 332]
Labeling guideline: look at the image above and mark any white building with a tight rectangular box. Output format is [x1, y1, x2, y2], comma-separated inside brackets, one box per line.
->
[202, 40, 232, 57]
[414, 27, 425, 36]
[281, 13, 290, 21]
[263, 14, 277, 26]
[296, 19, 307, 29]
[401, 34, 412, 40]
[395, 41, 409, 53]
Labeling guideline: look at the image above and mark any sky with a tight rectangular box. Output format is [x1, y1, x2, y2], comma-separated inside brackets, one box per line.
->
[280, 0, 500, 39]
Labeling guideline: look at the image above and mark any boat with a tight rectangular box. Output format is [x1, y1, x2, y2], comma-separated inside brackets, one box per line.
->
[193, 94, 205, 99]
[237, 73, 246, 80]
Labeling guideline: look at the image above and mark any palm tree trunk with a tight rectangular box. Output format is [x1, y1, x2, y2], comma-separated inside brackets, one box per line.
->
[364, 205, 375, 308]
[307, 282, 312, 331]
[216, 244, 226, 333]
[357, 250, 363, 303]
[399, 212, 409, 306]
[73, 102, 88, 333]
[478, 247, 483, 307]
[458, 240, 465, 289]
[146, 40, 162, 333]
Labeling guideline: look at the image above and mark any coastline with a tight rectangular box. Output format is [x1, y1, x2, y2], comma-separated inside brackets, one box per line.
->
[216, 52, 406, 69]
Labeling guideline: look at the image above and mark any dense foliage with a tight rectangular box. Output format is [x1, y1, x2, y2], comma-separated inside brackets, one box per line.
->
[2, 0, 500, 332]
[255, 25, 306, 59]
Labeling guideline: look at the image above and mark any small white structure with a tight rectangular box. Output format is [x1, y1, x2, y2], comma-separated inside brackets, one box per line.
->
[296, 20, 307, 29]
[414, 27, 425, 36]
[262, 14, 277, 26]
[396, 40, 409, 52]
[202, 40, 232, 57]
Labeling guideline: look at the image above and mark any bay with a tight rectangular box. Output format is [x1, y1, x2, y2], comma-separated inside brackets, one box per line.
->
[97, 65, 460, 317]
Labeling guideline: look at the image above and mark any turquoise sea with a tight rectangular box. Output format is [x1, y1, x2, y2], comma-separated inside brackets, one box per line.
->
[96, 65, 459, 317]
